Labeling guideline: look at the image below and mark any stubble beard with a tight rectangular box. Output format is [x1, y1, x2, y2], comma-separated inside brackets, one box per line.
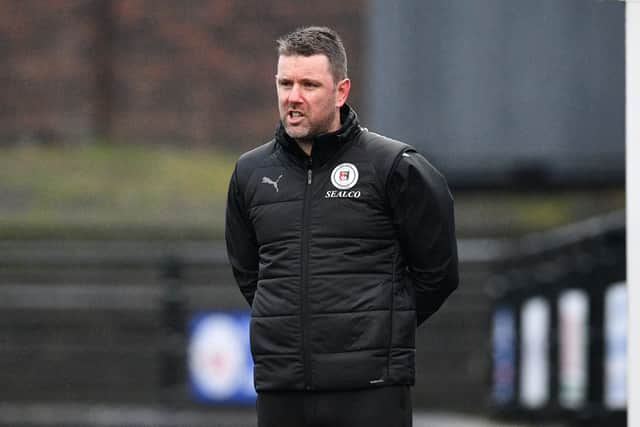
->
[283, 109, 338, 144]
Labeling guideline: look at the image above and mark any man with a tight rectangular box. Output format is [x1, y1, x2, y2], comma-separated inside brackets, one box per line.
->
[225, 26, 458, 427]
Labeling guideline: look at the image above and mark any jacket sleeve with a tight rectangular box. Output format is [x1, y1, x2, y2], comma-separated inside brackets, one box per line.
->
[225, 166, 259, 306]
[388, 151, 459, 326]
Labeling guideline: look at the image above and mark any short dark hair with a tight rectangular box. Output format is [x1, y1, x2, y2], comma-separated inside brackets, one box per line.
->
[276, 26, 348, 82]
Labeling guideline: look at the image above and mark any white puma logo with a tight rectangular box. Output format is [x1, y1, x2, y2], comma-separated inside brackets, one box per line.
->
[261, 174, 283, 192]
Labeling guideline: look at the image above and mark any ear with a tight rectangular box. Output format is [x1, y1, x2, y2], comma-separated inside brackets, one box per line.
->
[335, 78, 351, 107]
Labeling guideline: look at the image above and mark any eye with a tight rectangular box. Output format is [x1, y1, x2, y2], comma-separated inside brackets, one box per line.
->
[278, 79, 293, 88]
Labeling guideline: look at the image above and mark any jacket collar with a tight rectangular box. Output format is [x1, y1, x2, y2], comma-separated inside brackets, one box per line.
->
[275, 104, 362, 168]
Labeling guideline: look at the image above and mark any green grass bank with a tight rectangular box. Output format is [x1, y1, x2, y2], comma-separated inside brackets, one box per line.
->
[0, 142, 624, 240]
[0, 143, 238, 240]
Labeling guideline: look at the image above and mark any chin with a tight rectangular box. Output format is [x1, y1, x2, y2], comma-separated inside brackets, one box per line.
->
[285, 127, 310, 140]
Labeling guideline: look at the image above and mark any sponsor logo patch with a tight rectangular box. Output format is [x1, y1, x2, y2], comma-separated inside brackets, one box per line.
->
[330, 163, 359, 190]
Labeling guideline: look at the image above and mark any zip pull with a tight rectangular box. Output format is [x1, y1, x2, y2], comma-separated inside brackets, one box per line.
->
[307, 158, 313, 184]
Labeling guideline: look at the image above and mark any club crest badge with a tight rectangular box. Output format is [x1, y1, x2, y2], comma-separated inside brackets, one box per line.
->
[330, 163, 359, 190]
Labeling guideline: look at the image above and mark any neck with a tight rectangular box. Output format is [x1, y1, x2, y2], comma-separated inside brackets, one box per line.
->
[296, 140, 313, 156]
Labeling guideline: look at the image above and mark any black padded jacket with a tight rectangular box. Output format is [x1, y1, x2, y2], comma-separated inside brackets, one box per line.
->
[225, 105, 458, 392]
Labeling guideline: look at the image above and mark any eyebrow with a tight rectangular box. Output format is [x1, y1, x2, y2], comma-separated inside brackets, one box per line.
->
[300, 78, 321, 86]
[276, 77, 322, 85]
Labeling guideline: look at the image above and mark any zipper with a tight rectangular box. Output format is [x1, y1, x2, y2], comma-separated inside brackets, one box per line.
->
[301, 156, 313, 389]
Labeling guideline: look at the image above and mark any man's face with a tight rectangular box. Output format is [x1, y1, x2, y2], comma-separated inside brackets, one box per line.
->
[276, 54, 350, 141]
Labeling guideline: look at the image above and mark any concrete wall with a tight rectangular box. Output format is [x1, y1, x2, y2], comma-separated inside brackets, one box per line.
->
[367, 0, 625, 187]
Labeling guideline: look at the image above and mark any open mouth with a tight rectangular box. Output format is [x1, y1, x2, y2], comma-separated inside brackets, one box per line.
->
[287, 111, 304, 124]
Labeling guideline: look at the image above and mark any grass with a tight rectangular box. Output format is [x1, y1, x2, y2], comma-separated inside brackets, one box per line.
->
[0, 142, 238, 240]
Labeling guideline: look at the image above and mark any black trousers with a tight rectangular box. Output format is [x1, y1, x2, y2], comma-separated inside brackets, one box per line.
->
[257, 386, 412, 427]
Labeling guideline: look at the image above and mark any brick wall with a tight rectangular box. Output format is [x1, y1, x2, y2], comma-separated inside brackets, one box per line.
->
[0, 0, 366, 150]
[0, 0, 99, 143]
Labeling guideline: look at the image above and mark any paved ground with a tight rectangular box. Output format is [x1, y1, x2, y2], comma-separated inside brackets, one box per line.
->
[0, 403, 568, 427]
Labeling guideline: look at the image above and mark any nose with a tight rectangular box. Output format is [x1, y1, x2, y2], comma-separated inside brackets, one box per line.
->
[288, 84, 303, 104]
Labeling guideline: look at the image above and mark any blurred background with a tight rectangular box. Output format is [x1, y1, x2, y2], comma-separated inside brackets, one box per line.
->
[0, 0, 627, 426]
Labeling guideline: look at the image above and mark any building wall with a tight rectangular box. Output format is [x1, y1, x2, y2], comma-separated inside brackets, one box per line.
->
[367, 0, 625, 188]
[0, 0, 99, 143]
[0, 0, 366, 150]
